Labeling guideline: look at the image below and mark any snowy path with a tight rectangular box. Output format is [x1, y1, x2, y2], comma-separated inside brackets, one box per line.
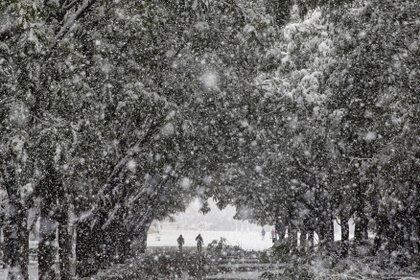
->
[206, 270, 283, 280]
[204, 253, 285, 280]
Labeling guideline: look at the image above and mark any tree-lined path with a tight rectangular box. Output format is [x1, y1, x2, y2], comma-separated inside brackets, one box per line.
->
[1, 0, 419, 279]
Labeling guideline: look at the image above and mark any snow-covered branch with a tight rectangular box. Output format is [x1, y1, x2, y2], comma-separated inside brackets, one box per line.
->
[52, 0, 99, 47]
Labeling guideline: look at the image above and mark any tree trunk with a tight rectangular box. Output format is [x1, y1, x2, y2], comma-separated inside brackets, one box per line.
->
[20, 227, 29, 280]
[57, 194, 71, 280]
[416, 214, 420, 254]
[354, 213, 367, 243]
[75, 217, 102, 277]
[120, 233, 133, 262]
[318, 225, 326, 250]
[340, 213, 349, 257]
[308, 230, 314, 250]
[75, 221, 91, 277]
[3, 167, 29, 280]
[325, 216, 335, 253]
[299, 229, 307, 252]
[4, 205, 29, 280]
[318, 214, 334, 254]
[373, 218, 384, 254]
[354, 192, 368, 244]
[289, 222, 298, 254]
[38, 170, 60, 280]
[275, 220, 286, 240]
[137, 226, 148, 254]
[103, 223, 119, 266]
[38, 215, 57, 280]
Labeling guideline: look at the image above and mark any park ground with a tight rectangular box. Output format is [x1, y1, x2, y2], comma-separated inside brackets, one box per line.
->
[1, 229, 419, 280]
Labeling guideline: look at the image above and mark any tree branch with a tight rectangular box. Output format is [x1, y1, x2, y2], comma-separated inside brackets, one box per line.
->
[52, 0, 99, 48]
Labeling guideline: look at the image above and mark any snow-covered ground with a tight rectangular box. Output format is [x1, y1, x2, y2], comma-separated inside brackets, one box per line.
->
[0, 263, 38, 280]
[0, 221, 361, 279]
[148, 230, 274, 251]
[147, 220, 357, 251]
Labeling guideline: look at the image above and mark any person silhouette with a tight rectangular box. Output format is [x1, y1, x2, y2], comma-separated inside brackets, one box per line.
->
[177, 234, 185, 252]
[195, 234, 204, 253]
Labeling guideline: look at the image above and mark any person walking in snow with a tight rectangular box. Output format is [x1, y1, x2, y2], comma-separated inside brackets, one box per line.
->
[261, 228, 266, 240]
[195, 234, 204, 253]
[177, 234, 185, 252]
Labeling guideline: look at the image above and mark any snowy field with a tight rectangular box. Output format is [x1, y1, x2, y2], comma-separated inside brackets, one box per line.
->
[147, 220, 356, 251]
[148, 230, 274, 251]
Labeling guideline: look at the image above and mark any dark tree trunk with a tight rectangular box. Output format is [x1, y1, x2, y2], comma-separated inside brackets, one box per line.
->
[57, 193, 71, 280]
[373, 216, 385, 254]
[137, 225, 148, 254]
[325, 216, 335, 253]
[354, 189, 368, 245]
[20, 227, 29, 280]
[318, 214, 334, 254]
[308, 230, 315, 250]
[363, 221, 369, 240]
[3, 164, 29, 280]
[289, 222, 298, 254]
[75, 217, 102, 277]
[318, 225, 326, 250]
[416, 213, 420, 254]
[4, 206, 29, 280]
[340, 213, 349, 257]
[275, 220, 286, 240]
[354, 212, 368, 243]
[75, 221, 92, 277]
[38, 215, 57, 280]
[119, 233, 133, 262]
[38, 169, 61, 280]
[299, 228, 307, 252]
[103, 223, 119, 265]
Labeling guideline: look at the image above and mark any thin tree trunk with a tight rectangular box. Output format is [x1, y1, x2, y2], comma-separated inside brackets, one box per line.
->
[20, 226, 29, 280]
[363, 219, 369, 240]
[318, 225, 326, 250]
[354, 194, 368, 244]
[354, 213, 365, 242]
[318, 214, 334, 254]
[38, 214, 57, 280]
[289, 222, 298, 254]
[325, 216, 335, 254]
[308, 230, 314, 250]
[340, 213, 349, 258]
[299, 229, 307, 252]
[137, 225, 148, 254]
[120, 233, 133, 262]
[373, 218, 384, 254]
[275, 220, 286, 240]
[57, 193, 71, 280]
